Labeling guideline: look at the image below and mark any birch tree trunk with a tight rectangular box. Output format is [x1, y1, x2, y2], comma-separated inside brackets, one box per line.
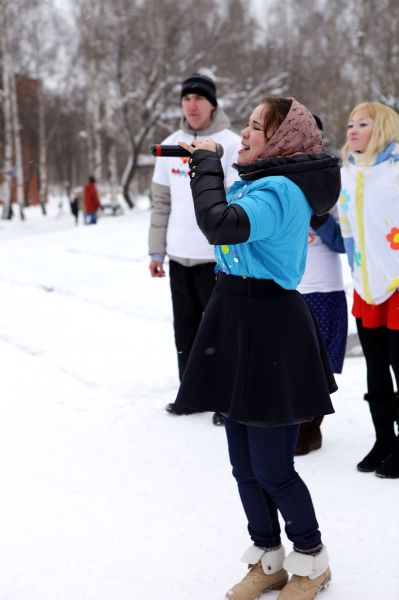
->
[107, 144, 119, 211]
[10, 73, 25, 220]
[85, 71, 102, 185]
[86, 108, 95, 177]
[38, 79, 47, 215]
[104, 74, 119, 210]
[1, 25, 14, 219]
[92, 67, 103, 183]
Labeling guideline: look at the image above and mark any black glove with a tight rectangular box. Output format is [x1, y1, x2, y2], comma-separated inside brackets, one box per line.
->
[310, 213, 329, 230]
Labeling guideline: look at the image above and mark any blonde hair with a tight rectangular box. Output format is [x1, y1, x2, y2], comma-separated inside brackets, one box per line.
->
[341, 102, 399, 166]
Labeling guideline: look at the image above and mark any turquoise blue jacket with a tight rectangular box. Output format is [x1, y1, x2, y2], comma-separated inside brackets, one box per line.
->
[214, 176, 311, 289]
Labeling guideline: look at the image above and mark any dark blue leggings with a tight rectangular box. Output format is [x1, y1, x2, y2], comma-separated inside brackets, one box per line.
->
[224, 417, 322, 550]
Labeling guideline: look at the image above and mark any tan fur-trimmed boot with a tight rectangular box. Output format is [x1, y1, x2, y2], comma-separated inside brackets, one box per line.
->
[277, 546, 331, 600]
[225, 545, 288, 600]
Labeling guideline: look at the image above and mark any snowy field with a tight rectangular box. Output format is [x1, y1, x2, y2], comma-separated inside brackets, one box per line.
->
[0, 197, 398, 600]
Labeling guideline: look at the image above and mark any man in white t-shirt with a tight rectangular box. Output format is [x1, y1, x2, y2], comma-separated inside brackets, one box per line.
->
[148, 73, 241, 425]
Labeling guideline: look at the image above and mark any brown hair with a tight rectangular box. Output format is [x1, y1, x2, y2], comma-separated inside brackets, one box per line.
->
[260, 97, 293, 139]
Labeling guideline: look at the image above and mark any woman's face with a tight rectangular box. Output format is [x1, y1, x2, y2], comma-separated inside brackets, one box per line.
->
[237, 104, 273, 165]
[346, 110, 374, 153]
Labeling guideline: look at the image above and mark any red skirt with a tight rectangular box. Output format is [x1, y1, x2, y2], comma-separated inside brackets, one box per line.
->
[352, 290, 399, 330]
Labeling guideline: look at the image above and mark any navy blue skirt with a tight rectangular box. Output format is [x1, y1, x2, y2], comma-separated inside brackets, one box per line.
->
[303, 291, 348, 374]
[175, 274, 336, 424]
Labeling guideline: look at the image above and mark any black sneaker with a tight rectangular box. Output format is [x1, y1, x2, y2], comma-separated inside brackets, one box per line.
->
[165, 403, 199, 415]
[212, 412, 225, 426]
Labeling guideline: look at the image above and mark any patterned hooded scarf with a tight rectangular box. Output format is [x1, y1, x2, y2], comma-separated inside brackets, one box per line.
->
[233, 98, 339, 215]
[261, 97, 323, 158]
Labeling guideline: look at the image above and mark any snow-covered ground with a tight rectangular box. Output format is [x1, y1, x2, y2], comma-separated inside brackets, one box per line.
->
[0, 198, 398, 600]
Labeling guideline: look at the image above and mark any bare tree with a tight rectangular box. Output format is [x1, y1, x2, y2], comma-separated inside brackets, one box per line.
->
[5, 0, 399, 206]
[110, 0, 266, 206]
[21, 0, 65, 215]
[10, 71, 25, 219]
[37, 80, 47, 214]
[0, 0, 13, 219]
[0, 0, 26, 219]
[1, 0, 72, 217]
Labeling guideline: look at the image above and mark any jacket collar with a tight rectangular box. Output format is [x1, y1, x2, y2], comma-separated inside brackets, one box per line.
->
[234, 153, 341, 216]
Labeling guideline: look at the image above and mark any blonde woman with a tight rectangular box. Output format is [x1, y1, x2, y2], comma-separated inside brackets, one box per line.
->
[339, 102, 399, 478]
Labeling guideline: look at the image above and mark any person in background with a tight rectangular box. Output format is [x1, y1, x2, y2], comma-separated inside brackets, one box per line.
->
[295, 115, 348, 455]
[83, 176, 102, 225]
[148, 72, 241, 426]
[70, 189, 81, 226]
[339, 101, 399, 478]
[176, 96, 340, 600]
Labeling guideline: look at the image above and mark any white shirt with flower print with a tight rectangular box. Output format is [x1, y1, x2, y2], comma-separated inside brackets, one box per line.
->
[339, 144, 399, 305]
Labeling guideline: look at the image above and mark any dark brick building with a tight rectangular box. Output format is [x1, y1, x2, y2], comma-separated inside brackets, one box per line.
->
[0, 75, 45, 207]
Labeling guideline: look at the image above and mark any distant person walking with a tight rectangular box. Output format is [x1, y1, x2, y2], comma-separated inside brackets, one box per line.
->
[83, 176, 101, 225]
[70, 189, 81, 226]
[148, 72, 241, 426]
[339, 101, 399, 478]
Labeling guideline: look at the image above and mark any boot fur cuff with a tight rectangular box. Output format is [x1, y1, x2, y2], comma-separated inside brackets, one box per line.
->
[241, 545, 285, 574]
[284, 546, 329, 580]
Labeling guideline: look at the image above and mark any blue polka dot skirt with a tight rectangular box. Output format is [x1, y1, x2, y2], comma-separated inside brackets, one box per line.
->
[303, 291, 348, 374]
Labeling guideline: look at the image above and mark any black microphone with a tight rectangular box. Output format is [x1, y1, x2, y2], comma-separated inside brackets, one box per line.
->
[151, 143, 224, 158]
